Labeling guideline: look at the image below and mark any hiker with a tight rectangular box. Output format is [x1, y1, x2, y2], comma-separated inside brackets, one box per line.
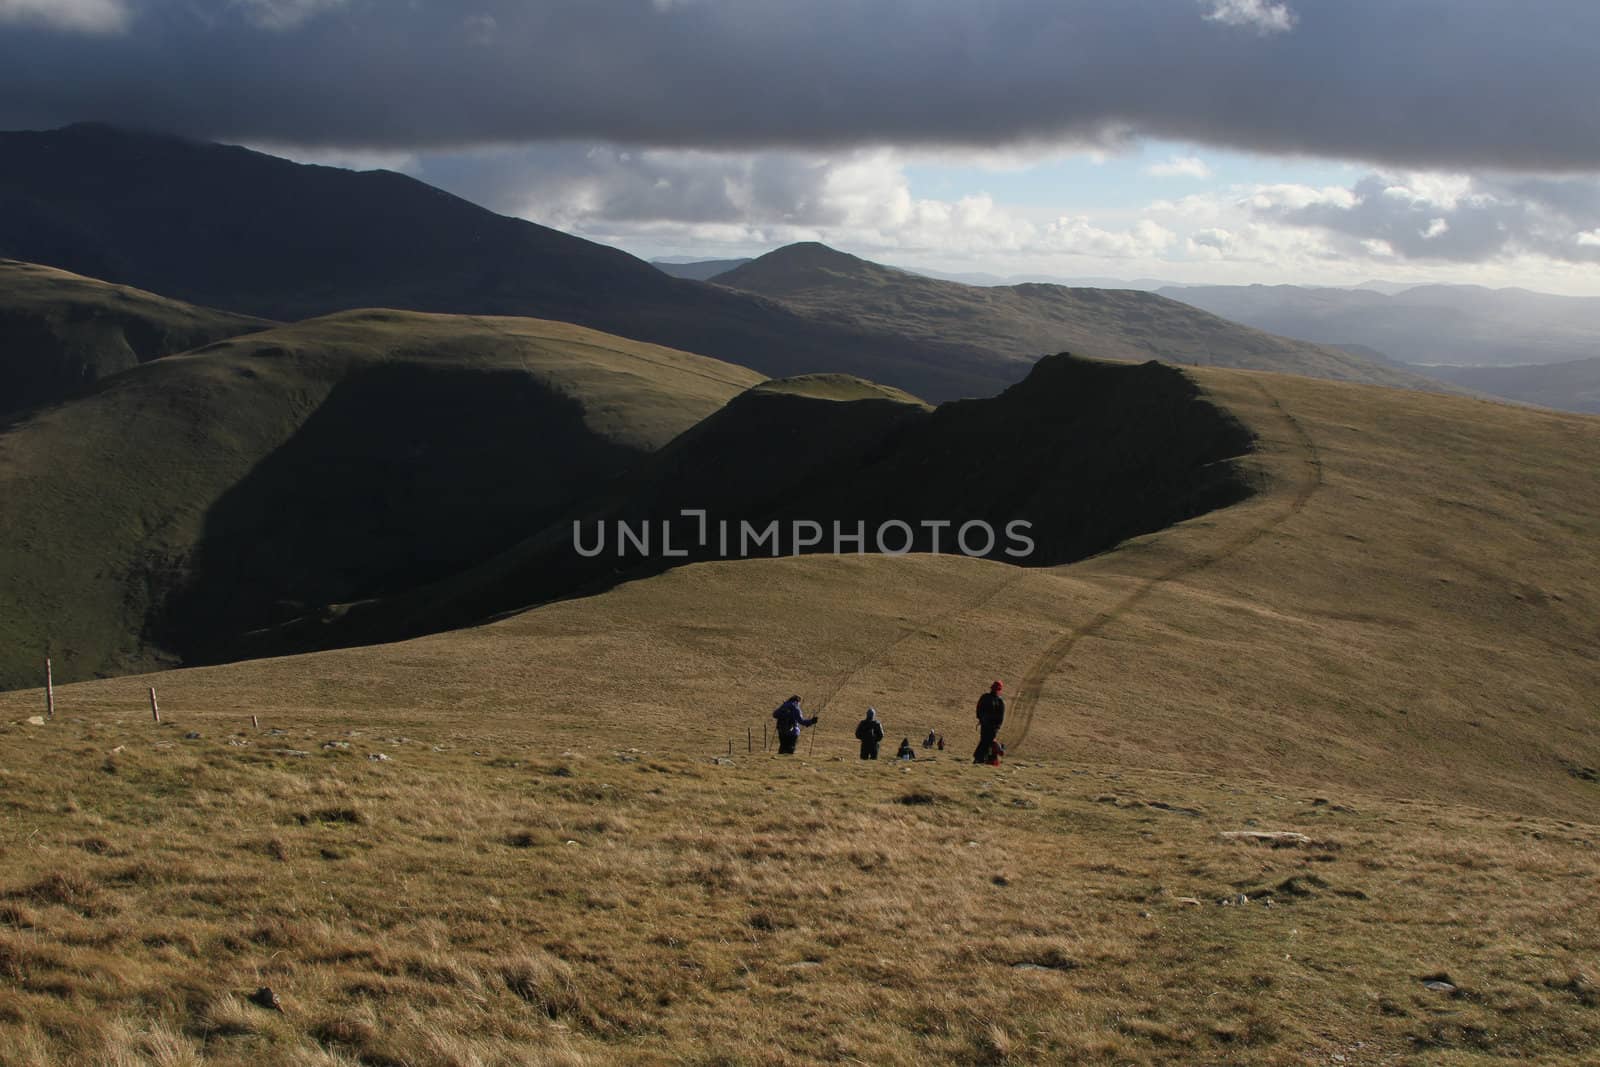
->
[936, 734, 945, 751]
[896, 737, 917, 760]
[973, 680, 1005, 765]
[922, 729, 936, 749]
[855, 708, 885, 760]
[772, 695, 817, 755]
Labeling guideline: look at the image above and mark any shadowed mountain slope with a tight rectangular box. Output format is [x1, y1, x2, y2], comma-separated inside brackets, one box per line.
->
[0, 310, 763, 689]
[714, 242, 1442, 389]
[0, 125, 1012, 401]
[245, 354, 1258, 659]
[0, 258, 269, 415]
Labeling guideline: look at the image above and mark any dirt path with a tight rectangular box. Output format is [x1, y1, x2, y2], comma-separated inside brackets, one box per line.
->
[1004, 381, 1323, 750]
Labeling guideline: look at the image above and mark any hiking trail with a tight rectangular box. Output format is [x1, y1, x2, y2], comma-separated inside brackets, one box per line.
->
[1005, 380, 1323, 750]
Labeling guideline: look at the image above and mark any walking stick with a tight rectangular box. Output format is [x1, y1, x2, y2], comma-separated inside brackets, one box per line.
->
[808, 721, 817, 756]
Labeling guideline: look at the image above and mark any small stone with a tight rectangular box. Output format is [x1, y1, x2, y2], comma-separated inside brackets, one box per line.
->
[322, 741, 351, 750]
[1424, 980, 1457, 993]
[184, 731, 201, 739]
[26, 716, 45, 726]
[1176, 897, 1204, 907]
[368, 753, 390, 761]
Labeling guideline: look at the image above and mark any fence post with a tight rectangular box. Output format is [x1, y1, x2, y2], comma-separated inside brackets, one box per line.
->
[45, 657, 54, 719]
[149, 687, 160, 724]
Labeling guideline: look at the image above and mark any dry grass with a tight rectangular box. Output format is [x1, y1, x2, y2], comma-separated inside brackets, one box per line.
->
[2, 362, 1598, 1062]
[0, 722, 1596, 1065]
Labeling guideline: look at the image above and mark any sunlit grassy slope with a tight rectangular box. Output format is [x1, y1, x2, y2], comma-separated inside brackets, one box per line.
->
[0, 310, 762, 689]
[2, 364, 1597, 1065]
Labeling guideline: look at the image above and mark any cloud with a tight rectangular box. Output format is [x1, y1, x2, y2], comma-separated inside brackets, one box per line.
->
[1202, 0, 1296, 35]
[1248, 171, 1600, 264]
[1146, 155, 1212, 179]
[230, 0, 345, 31]
[0, 0, 128, 33]
[1, 1, 1599, 171]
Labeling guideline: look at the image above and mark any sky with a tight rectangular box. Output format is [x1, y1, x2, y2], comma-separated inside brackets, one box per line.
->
[4, 0, 1600, 294]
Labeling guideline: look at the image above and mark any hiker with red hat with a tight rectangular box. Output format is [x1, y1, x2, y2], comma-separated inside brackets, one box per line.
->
[973, 680, 1006, 765]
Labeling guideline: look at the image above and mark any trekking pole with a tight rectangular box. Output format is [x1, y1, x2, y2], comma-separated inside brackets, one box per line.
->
[808, 722, 817, 757]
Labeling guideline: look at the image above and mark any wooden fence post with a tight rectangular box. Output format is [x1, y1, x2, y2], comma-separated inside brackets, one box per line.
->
[149, 687, 160, 724]
[251, 715, 259, 730]
[747, 726, 752, 753]
[45, 657, 54, 720]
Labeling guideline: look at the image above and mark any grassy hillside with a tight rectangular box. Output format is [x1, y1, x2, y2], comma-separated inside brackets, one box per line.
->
[2, 362, 1597, 1064]
[0, 259, 268, 415]
[715, 243, 1443, 389]
[1419, 356, 1600, 414]
[0, 125, 1013, 402]
[0, 310, 763, 689]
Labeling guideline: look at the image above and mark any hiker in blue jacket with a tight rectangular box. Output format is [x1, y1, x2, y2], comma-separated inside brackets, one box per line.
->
[773, 695, 818, 755]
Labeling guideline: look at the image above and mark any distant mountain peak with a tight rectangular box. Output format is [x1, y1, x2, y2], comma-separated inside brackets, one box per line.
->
[713, 241, 899, 289]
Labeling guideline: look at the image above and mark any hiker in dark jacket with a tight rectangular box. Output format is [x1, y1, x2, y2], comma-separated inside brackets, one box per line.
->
[896, 737, 917, 760]
[855, 708, 884, 759]
[772, 695, 817, 755]
[973, 680, 1005, 764]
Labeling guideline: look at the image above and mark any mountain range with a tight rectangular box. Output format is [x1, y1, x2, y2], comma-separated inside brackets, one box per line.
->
[709, 243, 1443, 391]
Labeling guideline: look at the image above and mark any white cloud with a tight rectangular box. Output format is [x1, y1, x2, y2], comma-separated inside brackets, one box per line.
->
[1039, 217, 1176, 259]
[230, 0, 346, 31]
[0, 0, 127, 33]
[1202, 0, 1297, 34]
[1145, 155, 1212, 179]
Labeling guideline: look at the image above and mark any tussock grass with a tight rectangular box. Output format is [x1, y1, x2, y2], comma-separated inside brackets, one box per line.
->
[0, 718, 1597, 1064]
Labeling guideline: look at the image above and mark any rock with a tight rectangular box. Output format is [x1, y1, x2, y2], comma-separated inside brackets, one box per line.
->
[1176, 897, 1204, 907]
[1423, 980, 1457, 993]
[184, 731, 201, 739]
[368, 753, 390, 761]
[322, 741, 351, 750]
[247, 986, 283, 1012]
[710, 756, 733, 765]
[26, 716, 45, 726]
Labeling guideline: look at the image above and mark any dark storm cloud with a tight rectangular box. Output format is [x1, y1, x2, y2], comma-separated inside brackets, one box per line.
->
[2, 0, 1599, 172]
